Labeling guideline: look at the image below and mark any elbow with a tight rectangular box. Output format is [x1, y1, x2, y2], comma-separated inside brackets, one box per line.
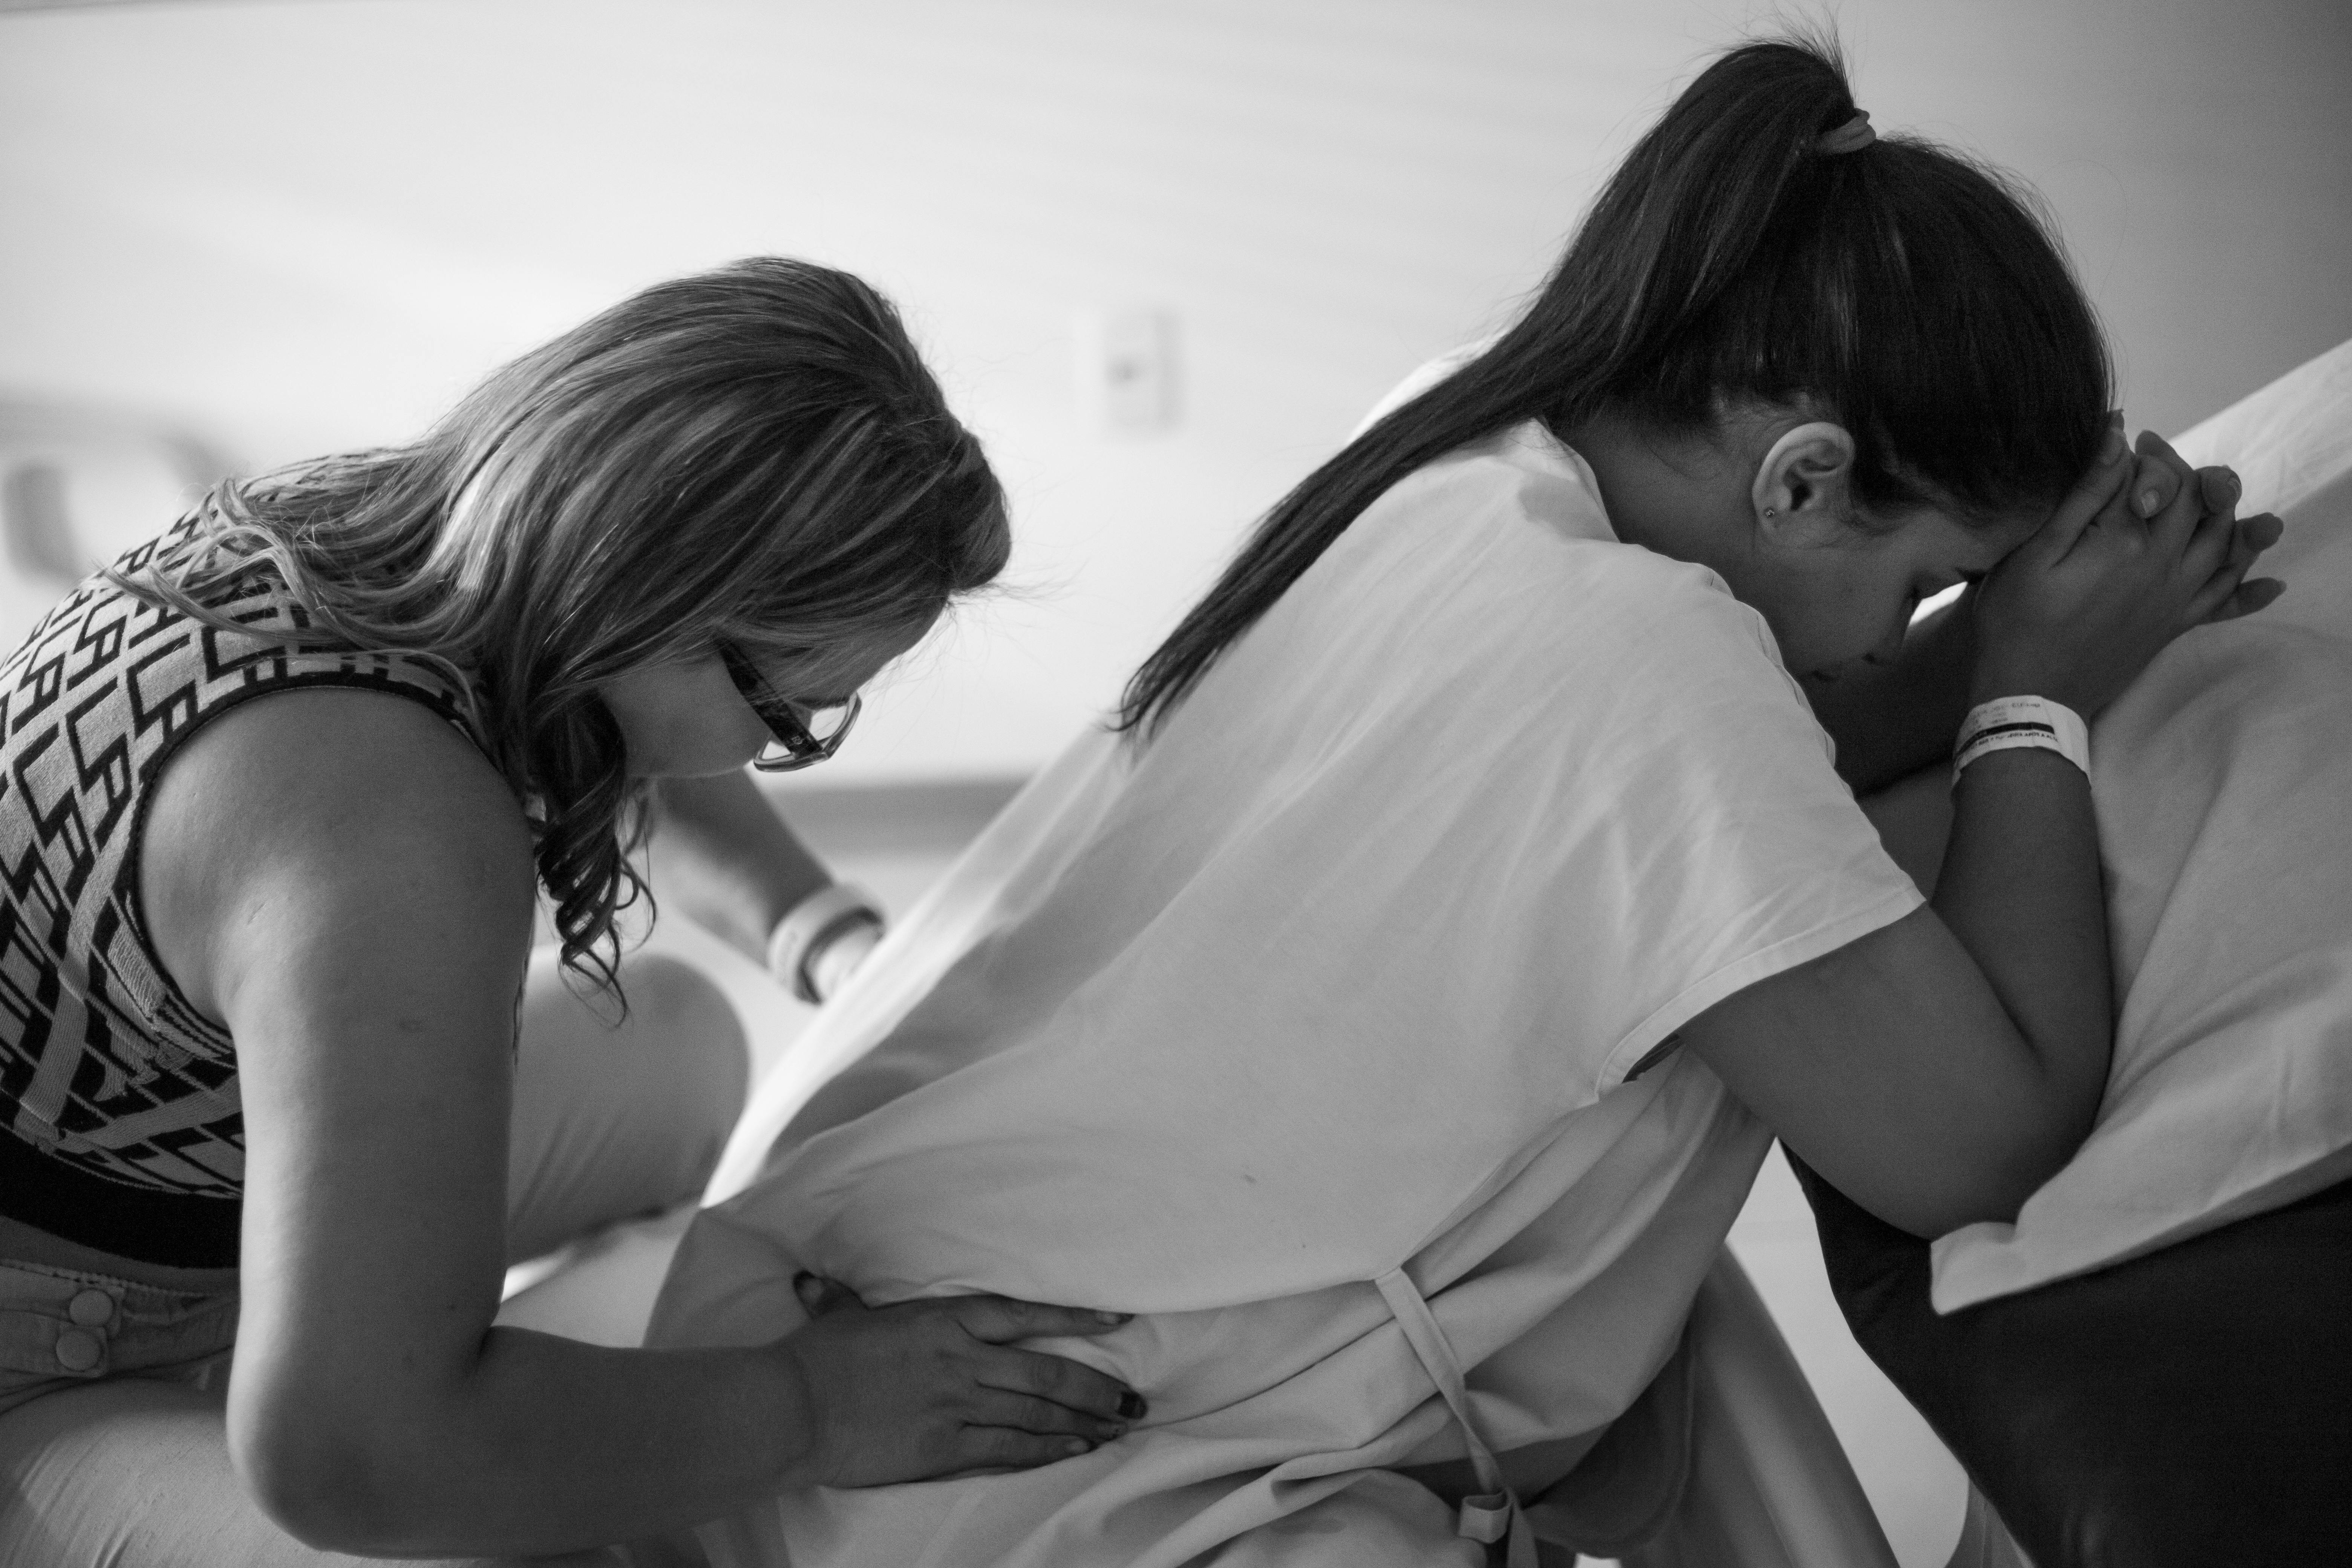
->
[1975, 1142, 2078, 1231]
[1897, 1185, 2032, 1242]
[1894, 1129, 2084, 1239]
[1906, 1060, 2106, 1237]
[1973, 1080, 2103, 1225]
[228, 1393, 430, 1555]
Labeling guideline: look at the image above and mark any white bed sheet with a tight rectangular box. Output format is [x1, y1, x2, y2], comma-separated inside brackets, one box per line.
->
[1929, 338, 2352, 1310]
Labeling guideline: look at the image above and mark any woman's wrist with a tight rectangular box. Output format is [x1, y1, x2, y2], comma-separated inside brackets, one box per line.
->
[1966, 662, 2066, 710]
[647, 773, 840, 968]
[764, 882, 886, 1004]
[1950, 694, 2090, 786]
[803, 920, 883, 1002]
[760, 1335, 828, 1490]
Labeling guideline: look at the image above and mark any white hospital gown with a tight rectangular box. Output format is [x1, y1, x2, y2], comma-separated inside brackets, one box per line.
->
[648, 419, 1922, 1566]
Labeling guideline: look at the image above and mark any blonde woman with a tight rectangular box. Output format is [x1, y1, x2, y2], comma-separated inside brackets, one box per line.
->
[0, 259, 1140, 1566]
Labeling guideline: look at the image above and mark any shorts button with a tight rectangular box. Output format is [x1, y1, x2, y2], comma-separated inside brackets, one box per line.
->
[67, 1288, 115, 1327]
[55, 1327, 102, 1373]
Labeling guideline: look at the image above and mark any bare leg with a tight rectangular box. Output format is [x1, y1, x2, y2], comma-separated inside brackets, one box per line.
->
[0, 1374, 628, 1566]
[506, 948, 750, 1265]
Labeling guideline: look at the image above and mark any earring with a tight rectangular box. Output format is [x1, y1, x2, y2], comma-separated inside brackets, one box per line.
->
[1763, 507, 1778, 519]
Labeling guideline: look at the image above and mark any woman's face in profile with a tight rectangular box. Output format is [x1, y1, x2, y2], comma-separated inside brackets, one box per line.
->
[1569, 406, 2048, 683]
[1747, 501, 2040, 684]
[597, 616, 933, 778]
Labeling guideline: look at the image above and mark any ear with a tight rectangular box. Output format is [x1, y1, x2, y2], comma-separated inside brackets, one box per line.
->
[1749, 421, 1857, 546]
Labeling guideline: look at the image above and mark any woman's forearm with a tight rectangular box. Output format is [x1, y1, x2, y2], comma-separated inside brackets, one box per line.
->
[648, 770, 834, 962]
[1928, 746, 2113, 1153]
[253, 1330, 815, 1557]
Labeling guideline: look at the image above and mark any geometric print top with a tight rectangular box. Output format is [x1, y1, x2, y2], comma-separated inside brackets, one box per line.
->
[0, 514, 482, 1267]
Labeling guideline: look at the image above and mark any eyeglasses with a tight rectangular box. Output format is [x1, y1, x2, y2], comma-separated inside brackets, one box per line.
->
[717, 643, 864, 772]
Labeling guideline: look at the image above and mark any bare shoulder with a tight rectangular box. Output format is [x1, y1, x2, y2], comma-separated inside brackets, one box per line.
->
[140, 687, 538, 1022]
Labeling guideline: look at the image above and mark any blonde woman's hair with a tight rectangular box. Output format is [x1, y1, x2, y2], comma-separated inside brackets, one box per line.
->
[118, 258, 1010, 991]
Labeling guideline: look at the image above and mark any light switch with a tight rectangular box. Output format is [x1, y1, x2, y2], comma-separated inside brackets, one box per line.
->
[1076, 307, 1179, 435]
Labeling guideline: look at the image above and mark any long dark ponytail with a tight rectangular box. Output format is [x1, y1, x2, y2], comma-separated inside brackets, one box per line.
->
[1119, 34, 2110, 736]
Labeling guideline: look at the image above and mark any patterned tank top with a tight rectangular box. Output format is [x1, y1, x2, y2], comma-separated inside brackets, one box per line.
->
[0, 516, 484, 1267]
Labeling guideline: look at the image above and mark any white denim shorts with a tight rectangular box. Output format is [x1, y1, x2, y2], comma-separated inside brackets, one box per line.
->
[0, 1258, 237, 1419]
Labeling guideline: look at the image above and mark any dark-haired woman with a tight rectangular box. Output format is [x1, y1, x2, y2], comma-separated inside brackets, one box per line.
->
[0, 259, 1144, 1565]
[642, 40, 2284, 1568]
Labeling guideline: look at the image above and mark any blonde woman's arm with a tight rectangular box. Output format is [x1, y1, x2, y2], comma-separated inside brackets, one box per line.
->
[648, 771, 885, 999]
[647, 770, 832, 958]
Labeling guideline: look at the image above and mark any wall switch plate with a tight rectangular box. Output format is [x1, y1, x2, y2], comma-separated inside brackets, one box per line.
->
[1076, 307, 1179, 435]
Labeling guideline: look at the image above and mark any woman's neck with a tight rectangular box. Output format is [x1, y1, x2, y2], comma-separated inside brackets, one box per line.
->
[1553, 407, 1756, 565]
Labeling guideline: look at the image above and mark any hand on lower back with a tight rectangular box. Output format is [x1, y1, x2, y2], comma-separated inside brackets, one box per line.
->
[774, 1278, 1145, 1488]
[1971, 424, 2284, 717]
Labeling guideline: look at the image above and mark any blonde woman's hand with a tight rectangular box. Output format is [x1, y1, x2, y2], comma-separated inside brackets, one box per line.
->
[773, 1274, 1145, 1489]
[1969, 423, 2284, 717]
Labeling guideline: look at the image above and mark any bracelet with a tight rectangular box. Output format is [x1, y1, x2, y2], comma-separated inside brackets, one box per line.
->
[1951, 695, 2091, 786]
[764, 882, 886, 1004]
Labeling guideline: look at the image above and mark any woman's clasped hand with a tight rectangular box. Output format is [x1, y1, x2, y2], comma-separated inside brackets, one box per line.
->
[1972, 420, 2285, 717]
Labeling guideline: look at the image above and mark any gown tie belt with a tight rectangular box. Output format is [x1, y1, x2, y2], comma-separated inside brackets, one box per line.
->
[1374, 1268, 1538, 1568]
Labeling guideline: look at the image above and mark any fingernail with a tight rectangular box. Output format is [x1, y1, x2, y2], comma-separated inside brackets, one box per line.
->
[1094, 1311, 1130, 1325]
[1117, 1391, 1148, 1419]
[1098, 1421, 1128, 1440]
[2102, 426, 2127, 464]
[2137, 486, 2163, 516]
[1064, 1438, 1092, 1456]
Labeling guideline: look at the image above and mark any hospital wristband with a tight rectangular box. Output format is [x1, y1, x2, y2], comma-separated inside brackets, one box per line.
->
[1951, 695, 2091, 786]
[765, 882, 886, 1004]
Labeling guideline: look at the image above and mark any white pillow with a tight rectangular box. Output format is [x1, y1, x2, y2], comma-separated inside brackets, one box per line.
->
[1929, 338, 2352, 1310]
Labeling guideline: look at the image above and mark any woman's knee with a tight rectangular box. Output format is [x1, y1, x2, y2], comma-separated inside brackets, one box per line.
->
[519, 949, 748, 1130]
[508, 950, 749, 1248]
[617, 953, 751, 1161]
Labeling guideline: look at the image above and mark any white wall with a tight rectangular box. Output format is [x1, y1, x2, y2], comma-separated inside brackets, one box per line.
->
[3, 0, 2347, 781]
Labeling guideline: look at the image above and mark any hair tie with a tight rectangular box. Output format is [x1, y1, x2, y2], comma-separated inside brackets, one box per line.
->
[1816, 110, 1875, 156]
